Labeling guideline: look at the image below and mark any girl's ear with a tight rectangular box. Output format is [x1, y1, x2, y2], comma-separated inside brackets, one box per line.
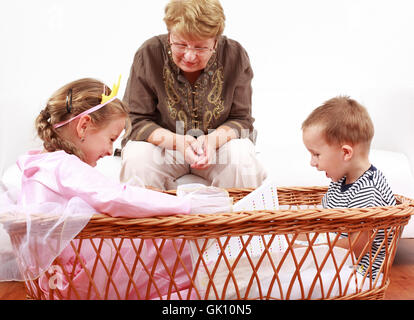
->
[342, 144, 353, 161]
[76, 115, 92, 140]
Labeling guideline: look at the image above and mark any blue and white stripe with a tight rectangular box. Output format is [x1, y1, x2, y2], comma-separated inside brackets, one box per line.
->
[322, 165, 396, 278]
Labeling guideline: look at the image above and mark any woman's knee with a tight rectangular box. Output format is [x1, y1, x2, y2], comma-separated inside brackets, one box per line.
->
[120, 141, 164, 181]
[207, 139, 267, 188]
[217, 138, 256, 165]
[122, 141, 164, 166]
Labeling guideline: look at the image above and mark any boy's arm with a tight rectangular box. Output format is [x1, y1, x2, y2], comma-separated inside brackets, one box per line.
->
[318, 186, 389, 255]
[332, 232, 370, 258]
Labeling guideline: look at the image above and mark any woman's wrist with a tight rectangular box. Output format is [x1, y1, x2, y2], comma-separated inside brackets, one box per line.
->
[147, 128, 176, 150]
[148, 126, 237, 152]
[207, 126, 237, 149]
[173, 133, 186, 152]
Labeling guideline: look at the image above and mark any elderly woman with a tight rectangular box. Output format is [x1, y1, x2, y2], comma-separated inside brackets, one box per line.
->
[120, 0, 267, 190]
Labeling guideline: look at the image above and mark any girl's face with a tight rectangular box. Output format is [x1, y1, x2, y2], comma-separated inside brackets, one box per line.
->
[302, 125, 347, 182]
[169, 32, 216, 73]
[80, 116, 125, 167]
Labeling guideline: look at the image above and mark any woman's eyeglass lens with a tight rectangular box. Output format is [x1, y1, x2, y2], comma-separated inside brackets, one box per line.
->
[170, 42, 215, 55]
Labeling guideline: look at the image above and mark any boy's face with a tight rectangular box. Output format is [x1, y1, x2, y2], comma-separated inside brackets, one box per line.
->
[302, 125, 347, 182]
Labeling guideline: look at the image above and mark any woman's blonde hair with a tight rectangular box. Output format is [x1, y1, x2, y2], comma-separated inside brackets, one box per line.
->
[35, 78, 130, 160]
[164, 0, 225, 40]
[302, 96, 374, 148]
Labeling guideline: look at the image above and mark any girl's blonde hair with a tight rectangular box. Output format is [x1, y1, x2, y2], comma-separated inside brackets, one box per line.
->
[302, 96, 374, 148]
[35, 78, 130, 160]
[164, 0, 225, 40]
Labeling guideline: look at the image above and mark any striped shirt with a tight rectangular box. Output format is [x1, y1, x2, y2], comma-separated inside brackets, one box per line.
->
[322, 165, 396, 278]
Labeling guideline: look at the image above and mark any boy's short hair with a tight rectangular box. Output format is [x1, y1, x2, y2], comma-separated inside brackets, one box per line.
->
[164, 0, 225, 40]
[302, 96, 374, 147]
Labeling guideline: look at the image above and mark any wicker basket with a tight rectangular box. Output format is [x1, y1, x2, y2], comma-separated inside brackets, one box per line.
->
[8, 186, 414, 300]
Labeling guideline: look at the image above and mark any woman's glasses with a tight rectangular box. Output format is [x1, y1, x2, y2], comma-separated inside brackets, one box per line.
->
[169, 35, 216, 56]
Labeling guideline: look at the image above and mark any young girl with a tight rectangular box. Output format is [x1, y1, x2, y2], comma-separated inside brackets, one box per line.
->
[26, 77, 192, 217]
[9, 77, 229, 299]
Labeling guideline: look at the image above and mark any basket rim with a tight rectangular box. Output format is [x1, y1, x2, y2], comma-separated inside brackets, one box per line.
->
[2, 186, 413, 232]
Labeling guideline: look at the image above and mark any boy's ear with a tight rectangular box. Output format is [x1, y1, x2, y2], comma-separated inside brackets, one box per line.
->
[76, 115, 92, 139]
[342, 144, 353, 161]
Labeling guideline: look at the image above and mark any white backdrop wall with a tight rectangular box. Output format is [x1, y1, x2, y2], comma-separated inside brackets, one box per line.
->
[1, 0, 414, 176]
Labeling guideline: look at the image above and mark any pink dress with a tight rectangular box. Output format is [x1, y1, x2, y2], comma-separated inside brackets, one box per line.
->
[18, 150, 191, 217]
[16, 150, 195, 299]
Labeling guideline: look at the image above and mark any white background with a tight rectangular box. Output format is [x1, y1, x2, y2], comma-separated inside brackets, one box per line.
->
[1, 0, 414, 174]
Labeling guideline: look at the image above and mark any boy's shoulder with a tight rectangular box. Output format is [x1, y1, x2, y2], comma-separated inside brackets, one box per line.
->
[325, 165, 396, 207]
[356, 165, 391, 191]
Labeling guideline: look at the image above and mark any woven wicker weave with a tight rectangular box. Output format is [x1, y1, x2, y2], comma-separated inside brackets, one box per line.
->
[8, 186, 414, 300]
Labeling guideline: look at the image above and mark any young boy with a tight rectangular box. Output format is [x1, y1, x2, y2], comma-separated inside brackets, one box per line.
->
[302, 96, 396, 278]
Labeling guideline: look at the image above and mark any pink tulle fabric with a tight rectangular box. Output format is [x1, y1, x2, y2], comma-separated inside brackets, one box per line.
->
[1, 150, 195, 299]
[37, 239, 196, 300]
[17, 150, 191, 217]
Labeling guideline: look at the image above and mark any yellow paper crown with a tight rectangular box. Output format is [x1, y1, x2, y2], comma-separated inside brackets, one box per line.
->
[101, 75, 121, 104]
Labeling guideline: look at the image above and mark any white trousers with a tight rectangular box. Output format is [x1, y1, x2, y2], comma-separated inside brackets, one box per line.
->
[120, 139, 267, 190]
